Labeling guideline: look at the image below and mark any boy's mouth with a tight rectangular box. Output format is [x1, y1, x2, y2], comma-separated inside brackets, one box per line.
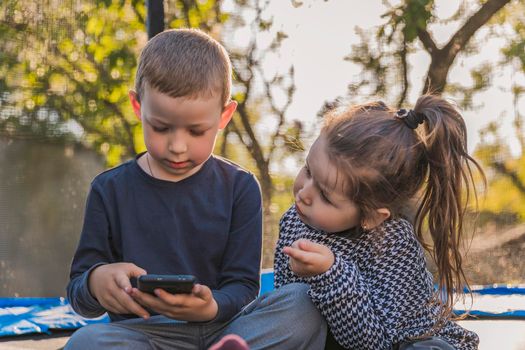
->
[166, 160, 190, 169]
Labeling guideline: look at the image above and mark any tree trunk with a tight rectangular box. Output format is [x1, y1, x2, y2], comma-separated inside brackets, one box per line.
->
[261, 182, 276, 269]
[147, 0, 164, 40]
[423, 52, 453, 94]
[256, 162, 276, 268]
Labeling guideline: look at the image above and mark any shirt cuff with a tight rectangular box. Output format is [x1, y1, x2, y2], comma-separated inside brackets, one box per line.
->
[304, 254, 353, 291]
[78, 262, 108, 313]
[211, 290, 236, 323]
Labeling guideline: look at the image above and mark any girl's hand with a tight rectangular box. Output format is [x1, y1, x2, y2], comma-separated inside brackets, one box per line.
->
[282, 239, 335, 277]
[130, 284, 218, 322]
[88, 262, 150, 319]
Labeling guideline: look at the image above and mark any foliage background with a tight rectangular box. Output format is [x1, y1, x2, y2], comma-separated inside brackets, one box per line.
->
[0, 0, 524, 296]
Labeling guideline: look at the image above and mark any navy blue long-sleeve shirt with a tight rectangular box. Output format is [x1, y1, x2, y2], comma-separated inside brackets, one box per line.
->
[67, 154, 262, 323]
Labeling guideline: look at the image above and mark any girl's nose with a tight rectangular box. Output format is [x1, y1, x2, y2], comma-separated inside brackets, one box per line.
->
[297, 186, 312, 206]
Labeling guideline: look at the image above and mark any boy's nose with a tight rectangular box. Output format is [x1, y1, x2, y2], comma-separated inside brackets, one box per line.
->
[168, 135, 187, 154]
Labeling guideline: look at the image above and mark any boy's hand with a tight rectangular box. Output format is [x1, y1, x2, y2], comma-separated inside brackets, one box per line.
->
[130, 284, 218, 322]
[283, 239, 335, 278]
[89, 262, 150, 319]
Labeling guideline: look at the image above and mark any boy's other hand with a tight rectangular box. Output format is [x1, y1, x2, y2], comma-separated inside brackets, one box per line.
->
[283, 239, 335, 277]
[88, 262, 151, 319]
[130, 283, 218, 322]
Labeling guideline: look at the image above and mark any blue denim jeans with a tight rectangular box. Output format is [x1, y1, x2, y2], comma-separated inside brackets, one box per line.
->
[64, 283, 327, 350]
[397, 337, 455, 350]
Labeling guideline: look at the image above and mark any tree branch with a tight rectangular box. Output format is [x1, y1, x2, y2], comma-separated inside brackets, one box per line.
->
[417, 28, 438, 54]
[492, 161, 525, 195]
[443, 0, 511, 60]
[396, 41, 409, 108]
[131, 0, 145, 25]
[47, 102, 119, 146]
[54, 52, 137, 156]
[219, 123, 230, 157]
[512, 89, 525, 152]
[262, 66, 295, 161]
[235, 102, 267, 169]
[230, 37, 261, 162]
[180, 0, 193, 28]
[78, 52, 137, 155]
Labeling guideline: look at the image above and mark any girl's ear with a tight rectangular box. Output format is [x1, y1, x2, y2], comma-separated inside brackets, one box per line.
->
[218, 100, 238, 129]
[129, 90, 142, 121]
[363, 208, 391, 230]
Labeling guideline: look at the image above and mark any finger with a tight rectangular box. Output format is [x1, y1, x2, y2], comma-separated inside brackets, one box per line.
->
[122, 264, 147, 292]
[130, 289, 168, 315]
[115, 273, 134, 293]
[289, 257, 297, 271]
[297, 239, 325, 253]
[102, 294, 129, 314]
[154, 289, 193, 307]
[190, 284, 210, 301]
[134, 289, 191, 318]
[283, 246, 295, 256]
[131, 288, 157, 306]
[283, 246, 302, 259]
[126, 264, 147, 277]
[115, 288, 150, 318]
[283, 246, 313, 264]
[288, 258, 308, 276]
[131, 288, 183, 313]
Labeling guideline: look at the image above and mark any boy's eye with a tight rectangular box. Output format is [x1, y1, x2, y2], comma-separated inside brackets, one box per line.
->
[152, 126, 169, 133]
[189, 129, 206, 136]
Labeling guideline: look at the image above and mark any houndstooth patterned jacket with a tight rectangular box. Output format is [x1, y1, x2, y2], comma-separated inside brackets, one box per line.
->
[274, 206, 479, 350]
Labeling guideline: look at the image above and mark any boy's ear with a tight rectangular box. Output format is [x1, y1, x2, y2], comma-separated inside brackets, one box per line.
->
[218, 100, 237, 129]
[129, 90, 142, 121]
[363, 208, 391, 230]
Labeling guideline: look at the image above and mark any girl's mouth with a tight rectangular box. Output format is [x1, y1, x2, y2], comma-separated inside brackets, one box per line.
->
[295, 203, 305, 217]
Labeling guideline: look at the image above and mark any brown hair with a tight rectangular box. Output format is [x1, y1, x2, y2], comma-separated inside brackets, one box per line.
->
[134, 28, 232, 106]
[322, 95, 484, 322]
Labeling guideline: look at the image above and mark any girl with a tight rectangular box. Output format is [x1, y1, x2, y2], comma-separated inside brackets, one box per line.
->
[275, 95, 482, 349]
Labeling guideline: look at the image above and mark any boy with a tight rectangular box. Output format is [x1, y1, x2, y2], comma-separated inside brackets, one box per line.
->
[66, 29, 325, 350]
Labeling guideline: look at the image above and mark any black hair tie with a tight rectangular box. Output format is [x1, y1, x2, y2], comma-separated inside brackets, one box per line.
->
[394, 109, 425, 129]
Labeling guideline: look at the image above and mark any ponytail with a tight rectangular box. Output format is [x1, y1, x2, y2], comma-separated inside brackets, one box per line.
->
[412, 95, 485, 318]
[322, 94, 485, 321]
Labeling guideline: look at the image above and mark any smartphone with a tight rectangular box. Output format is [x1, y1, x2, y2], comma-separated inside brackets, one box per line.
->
[134, 274, 196, 294]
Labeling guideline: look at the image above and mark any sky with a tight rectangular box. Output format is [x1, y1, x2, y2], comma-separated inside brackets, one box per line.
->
[227, 0, 524, 173]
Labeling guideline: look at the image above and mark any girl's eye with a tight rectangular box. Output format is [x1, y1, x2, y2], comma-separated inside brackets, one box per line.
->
[320, 191, 332, 204]
[304, 165, 311, 177]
